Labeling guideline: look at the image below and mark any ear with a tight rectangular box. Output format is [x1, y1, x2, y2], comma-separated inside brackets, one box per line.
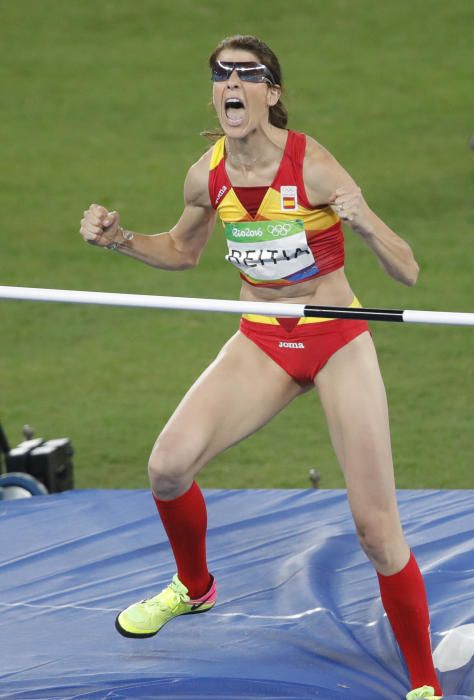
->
[267, 85, 281, 108]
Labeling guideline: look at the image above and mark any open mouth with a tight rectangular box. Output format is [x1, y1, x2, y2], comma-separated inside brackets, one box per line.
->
[224, 97, 245, 126]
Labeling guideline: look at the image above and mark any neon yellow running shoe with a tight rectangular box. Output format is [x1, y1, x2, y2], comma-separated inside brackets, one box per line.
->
[115, 574, 216, 638]
[406, 686, 442, 699]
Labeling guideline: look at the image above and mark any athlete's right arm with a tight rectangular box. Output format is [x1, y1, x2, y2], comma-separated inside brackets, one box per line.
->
[79, 155, 216, 270]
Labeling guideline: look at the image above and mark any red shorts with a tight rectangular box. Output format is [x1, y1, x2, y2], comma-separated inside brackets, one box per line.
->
[240, 316, 369, 384]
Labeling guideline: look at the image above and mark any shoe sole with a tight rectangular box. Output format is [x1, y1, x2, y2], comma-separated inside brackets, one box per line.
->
[114, 604, 215, 639]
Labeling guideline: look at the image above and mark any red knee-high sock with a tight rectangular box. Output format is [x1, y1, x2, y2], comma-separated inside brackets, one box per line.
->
[153, 481, 211, 599]
[377, 552, 442, 694]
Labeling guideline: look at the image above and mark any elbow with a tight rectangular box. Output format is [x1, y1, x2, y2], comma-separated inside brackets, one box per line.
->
[169, 238, 200, 270]
[168, 231, 201, 270]
[183, 251, 201, 269]
[401, 241, 420, 286]
[151, 255, 197, 271]
[402, 259, 420, 287]
[410, 261, 420, 286]
[387, 256, 419, 286]
[175, 256, 199, 271]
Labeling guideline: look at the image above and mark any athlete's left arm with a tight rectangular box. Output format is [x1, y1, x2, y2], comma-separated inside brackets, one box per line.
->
[303, 137, 419, 286]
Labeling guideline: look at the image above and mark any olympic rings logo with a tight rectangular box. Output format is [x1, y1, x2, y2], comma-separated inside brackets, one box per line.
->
[267, 223, 292, 237]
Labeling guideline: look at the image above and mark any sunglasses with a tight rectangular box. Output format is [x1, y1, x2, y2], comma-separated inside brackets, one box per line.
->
[211, 60, 277, 85]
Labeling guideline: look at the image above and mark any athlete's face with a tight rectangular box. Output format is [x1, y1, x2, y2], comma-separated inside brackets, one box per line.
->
[212, 49, 281, 138]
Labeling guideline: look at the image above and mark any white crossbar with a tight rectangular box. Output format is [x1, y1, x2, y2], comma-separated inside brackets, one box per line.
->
[0, 286, 473, 326]
[0, 285, 305, 317]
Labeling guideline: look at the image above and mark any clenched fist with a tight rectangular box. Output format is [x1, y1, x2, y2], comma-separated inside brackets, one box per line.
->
[80, 204, 121, 247]
[329, 187, 363, 223]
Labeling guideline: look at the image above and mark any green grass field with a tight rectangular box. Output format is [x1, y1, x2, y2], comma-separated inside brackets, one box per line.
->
[1, 0, 472, 490]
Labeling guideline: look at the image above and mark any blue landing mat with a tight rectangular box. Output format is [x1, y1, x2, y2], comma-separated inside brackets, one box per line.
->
[0, 489, 472, 699]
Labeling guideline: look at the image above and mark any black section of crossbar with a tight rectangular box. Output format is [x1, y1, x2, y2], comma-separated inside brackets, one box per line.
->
[303, 305, 404, 322]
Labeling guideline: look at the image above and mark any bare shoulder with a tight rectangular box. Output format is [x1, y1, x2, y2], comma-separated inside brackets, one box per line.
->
[184, 146, 214, 208]
[303, 135, 357, 205]
[303, 135, 335, 170]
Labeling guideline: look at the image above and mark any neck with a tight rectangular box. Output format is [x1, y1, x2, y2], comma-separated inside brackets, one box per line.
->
[225, 124, 286, 172]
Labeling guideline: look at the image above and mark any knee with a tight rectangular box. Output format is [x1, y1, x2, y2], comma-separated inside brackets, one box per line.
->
[354, 511, 406, 571]
[148, 430, 201, 499]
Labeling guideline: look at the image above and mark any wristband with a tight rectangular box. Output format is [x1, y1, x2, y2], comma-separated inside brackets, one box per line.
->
[106, 226, 134, 251]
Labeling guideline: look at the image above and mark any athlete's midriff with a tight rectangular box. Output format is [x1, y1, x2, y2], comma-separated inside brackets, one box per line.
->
[240, 266, 355, 309]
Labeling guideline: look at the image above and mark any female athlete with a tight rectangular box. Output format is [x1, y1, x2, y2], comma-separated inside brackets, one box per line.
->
[79, 35, 442, 700]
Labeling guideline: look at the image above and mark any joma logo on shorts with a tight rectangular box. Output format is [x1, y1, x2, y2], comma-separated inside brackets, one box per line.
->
[278, 341, 305, 349]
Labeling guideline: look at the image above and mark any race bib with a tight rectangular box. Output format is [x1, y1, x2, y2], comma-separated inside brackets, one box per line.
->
[224, 220, 318, 283]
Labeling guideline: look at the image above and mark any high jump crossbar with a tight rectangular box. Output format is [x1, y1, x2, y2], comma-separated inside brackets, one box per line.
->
[0, 285, 473, 326]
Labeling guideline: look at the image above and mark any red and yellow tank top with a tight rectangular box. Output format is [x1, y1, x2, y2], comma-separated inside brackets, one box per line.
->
[208, 130, 344, 287]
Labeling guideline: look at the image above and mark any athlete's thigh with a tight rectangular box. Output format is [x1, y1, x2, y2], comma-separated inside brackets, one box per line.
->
[158, 330, 305, 466]
[314, 331, 399, 518]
